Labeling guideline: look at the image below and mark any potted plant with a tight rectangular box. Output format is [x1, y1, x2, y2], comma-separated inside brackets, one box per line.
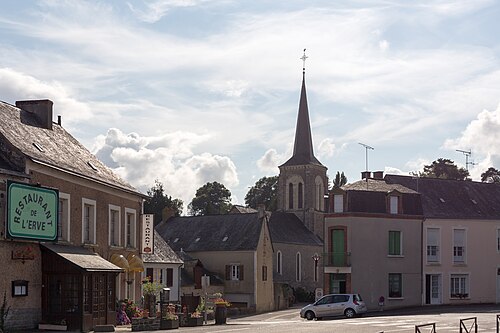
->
[213, 293, 230, 325]
[160, 304, 179, 330]
[142, 277, 163, 316]
[187, 311, 203, 326]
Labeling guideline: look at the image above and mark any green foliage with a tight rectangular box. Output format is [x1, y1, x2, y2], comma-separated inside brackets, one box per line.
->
[481, 167, 500, 183]
[294, 287, 314, 303]
[144, 180, 183, 225]
[331, 171, 347, 189]
[142, 278, 163, 296]
[188, 181, 232, 215]
[0, 291, 10, 333]
[244, 176, 278, 211]
[420, 158, 469, 180]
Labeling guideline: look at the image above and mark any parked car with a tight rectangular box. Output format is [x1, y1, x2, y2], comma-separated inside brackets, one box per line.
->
[300, 293, 367, 320]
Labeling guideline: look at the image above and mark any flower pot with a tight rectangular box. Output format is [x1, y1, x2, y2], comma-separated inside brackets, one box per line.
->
[215, 306, 227, 325]
[187, 317, 203, 326]
[160, 319, 179, 330]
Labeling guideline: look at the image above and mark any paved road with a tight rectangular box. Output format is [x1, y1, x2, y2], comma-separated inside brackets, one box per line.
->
[166, 304, 500, 333]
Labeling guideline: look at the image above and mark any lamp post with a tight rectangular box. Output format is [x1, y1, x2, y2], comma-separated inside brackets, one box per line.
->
[312, 254, 321, 283]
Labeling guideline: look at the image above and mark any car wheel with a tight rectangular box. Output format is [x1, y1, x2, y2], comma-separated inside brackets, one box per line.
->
[344, 308, 356, 318]
[305, 311, 315, 320]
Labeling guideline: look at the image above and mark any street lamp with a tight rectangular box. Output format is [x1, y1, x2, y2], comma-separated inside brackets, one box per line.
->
[312, 254, 321, 282]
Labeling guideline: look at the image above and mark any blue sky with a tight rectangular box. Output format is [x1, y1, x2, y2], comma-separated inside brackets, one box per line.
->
[1, 0, 500, 213]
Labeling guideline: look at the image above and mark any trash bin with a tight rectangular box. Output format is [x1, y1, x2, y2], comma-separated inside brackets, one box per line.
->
[215, 305, 227, 325]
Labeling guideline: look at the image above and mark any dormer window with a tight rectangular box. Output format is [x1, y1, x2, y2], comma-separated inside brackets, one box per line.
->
[87, 161, 98, 171]
[33, 142, 44, 152]
[390, 195, 399, 214]
[333, 194, 344, 213]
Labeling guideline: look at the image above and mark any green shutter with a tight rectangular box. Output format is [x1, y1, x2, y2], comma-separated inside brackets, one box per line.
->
[389, 231, 401, 255]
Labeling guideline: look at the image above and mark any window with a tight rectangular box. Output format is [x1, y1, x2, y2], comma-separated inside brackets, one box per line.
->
[277, 251, 282, 275]
[450, 274, 468, 298]
[497, 229, 500, 252]
[427, 228, 440, 263]
[166, 268, 173, 287]
[262, 266, 267, 281]
[125, 208, 136, 248]
[146, 268, 154, 282]
[334, 194, 344, 213]
[226, 264, 244, 281]
[58, 193, 70, 242]
[390, 196, 399, 214]
[12, 280, 28, 297]
[82, 199, 96, 244]
[109, 205, 121, 246]
[316, 295, 334, 305]
[288, 183, 294, 209]
[298, 183, 303, 209]
[453, 229, 466, 263]
[389, 273, 402, 298]
[296, 252, 302, 282]
[388, 231, 402, 256]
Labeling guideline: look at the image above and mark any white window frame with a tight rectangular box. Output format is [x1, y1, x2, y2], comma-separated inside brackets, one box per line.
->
[333, 194, 344, 213]
[277, 251, 282, 275]
[230, 264, 240, 281]
[296, 252, 302, 282]
[58, 192, 71, 242]
[124, 208, 137, 248]
[450, 273, 469, 298]
[426, 227, 441, 264]
[109, 204, 121, 247]
[82, 198, 96, 244]
[452, 228, 466, 264]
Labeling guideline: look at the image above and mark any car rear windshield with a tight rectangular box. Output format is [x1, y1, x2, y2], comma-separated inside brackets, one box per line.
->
[354, 294, 363, 302]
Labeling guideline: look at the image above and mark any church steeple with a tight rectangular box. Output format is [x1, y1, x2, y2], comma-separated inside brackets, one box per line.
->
[281, 49, 322, 167]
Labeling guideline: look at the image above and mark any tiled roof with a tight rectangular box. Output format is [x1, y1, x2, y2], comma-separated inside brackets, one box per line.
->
[385, 174, 500, 219]
[343, 179, 417, 193]
[229, 205, 257, 214]
[142, 230, 183, 264]
[268, 211, 323, 245]
[0, 101, 140, 194]
[155, 213, 264, 252]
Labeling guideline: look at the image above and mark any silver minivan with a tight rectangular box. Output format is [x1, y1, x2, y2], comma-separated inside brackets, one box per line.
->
[300, 293, 367, 320]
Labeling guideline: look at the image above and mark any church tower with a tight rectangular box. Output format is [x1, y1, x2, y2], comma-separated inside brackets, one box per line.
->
[277, 50, 328, 240]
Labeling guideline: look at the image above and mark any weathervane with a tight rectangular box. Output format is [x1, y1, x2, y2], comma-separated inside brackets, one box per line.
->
[300, 48, 308, 73]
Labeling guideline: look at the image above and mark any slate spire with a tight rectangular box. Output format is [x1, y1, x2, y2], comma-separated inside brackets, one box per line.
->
[281, 50, 322, 167]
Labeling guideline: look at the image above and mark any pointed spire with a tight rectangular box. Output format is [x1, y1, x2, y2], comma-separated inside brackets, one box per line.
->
[281, 49, 322, 167]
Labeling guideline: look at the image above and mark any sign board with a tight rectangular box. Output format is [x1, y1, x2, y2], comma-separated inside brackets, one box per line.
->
[141, 214, 154, 253]
[315, 288, 324, 302]
[7, 181, 58, 241]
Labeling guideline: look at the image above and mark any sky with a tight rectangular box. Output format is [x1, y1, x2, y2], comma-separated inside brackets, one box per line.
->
[1, 0, 500, 214]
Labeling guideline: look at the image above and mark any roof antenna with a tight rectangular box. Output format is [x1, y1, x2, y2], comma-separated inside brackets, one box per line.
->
[359, 142, 374, 188]
[300, 48, 308, 76]
[456, 149, 477, 171]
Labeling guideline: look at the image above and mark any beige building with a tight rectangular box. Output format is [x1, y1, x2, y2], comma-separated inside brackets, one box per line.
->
[325, 174, 423, 310]
[386, 175, 500, 305]
[156, 209, 274, 313]
[0, 99, 146, 331]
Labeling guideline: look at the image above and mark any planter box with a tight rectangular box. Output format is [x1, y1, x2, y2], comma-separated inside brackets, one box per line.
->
[38, 324, 67, 331]
[186, 317, 203, 326]
[160, 319, 179, 330]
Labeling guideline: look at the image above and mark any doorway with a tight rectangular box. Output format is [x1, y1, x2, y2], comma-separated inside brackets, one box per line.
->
[425, 274, 441, 305]
[330, 274, 346, 294]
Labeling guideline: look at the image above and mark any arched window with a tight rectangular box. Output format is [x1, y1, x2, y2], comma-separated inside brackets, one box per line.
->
[277, 251, 282, 275]
[288, 183, 294, 209]
[296, 252, 302, 282]
[298, 183, 303, 209]
[315, 176, 324, 211]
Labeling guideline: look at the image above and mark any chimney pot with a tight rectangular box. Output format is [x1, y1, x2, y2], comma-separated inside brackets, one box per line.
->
[57, 115, 62, 126]
[16, 99, 53, 130]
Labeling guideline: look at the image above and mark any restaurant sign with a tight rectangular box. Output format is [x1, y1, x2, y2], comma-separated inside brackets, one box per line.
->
[7, 181, 58, 241]
[141, 214, 154, 254]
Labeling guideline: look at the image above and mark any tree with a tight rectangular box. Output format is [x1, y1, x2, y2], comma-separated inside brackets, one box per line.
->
[144, 180, 183, 225]
[244, 175, 278, 211]
[481, 167, 500, 183]
[188, 181, 232, 216]
[420, 158, 469, 180]
[331, 171, 347, 189]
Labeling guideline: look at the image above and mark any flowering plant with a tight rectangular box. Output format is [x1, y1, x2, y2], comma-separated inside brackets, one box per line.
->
[163, 304, 178, 321]
[190, 311, 202, 318]
[213, 293, 231, 307]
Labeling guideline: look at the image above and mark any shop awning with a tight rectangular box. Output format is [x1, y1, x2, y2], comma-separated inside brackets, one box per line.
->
[127, 254, 145, 272]
[110, 254, 130, 271]
[41, 243, 123, 272]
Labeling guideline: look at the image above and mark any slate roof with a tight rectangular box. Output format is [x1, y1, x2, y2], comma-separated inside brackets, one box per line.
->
[343, 179, 417, 193]
[229, 205, 257, 214]
[142, 230, 183, 264]
[41, 243, 122, 272]
[385, 174, 500, 219]
[0, 101, 140, 194]
[280, 74, 323, 167]
[155, 213, 264, 252]
[268, 211, 323, 246]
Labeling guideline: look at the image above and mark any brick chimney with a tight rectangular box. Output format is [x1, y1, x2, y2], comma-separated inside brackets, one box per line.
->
[162, 207, 176, 222]
[361, 171, 371, 179]
[16, 99, 53, 130]
[373, 171, 384, 179]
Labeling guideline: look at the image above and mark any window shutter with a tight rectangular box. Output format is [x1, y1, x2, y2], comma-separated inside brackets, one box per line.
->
[225, 265, 230, 280]
[239, 265, 244, 280]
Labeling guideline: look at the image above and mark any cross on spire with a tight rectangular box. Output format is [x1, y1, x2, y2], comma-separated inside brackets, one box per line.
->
[300, 48, 308, 73]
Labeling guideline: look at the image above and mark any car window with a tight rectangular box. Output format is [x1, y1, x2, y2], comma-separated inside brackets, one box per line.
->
[316, 295, 334, 305]
[333, 295, 349, 303]
[354, 294, 363, 302]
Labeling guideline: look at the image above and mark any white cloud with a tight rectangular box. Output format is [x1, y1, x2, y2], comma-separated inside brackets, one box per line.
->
[318, 138, 336, 158]
[384, 166, 408, 176]
[128, 0, 207, 23]
[93, 128, 238, 213]
[378, 40, 389, 51]
[257, 149, 283, 174]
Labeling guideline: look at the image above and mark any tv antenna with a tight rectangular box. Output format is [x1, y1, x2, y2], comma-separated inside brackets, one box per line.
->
[359, 143, 374, 184]
[456, 149, 477, 171]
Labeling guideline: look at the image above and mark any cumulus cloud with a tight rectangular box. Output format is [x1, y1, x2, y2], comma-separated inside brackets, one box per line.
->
[257, 149, 284, 174]
[317, 138, 336, 158]
[384, 166, 408, 176]
[444, 103, 500, 179]
[93, 128, 238, 213]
